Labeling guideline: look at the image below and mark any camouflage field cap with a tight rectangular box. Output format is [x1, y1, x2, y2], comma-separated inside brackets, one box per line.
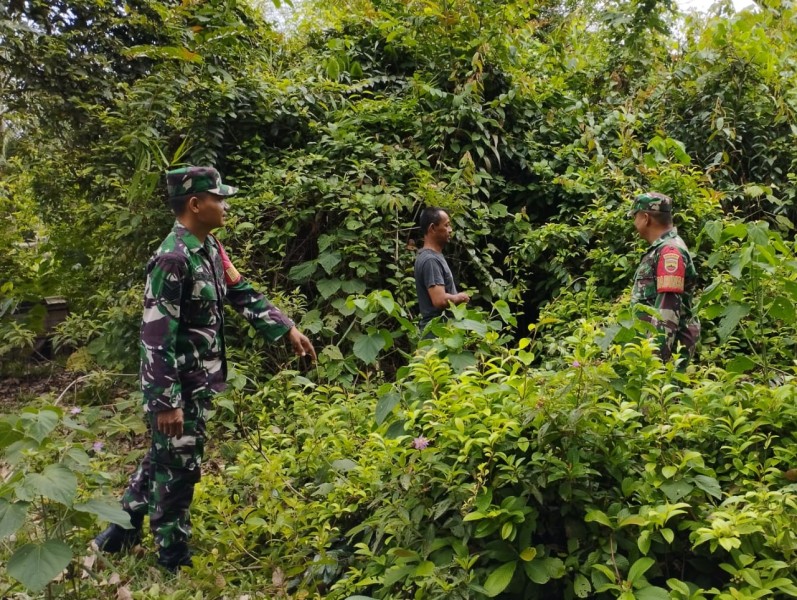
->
[628, 192, 672, 217]
[166, 166, 238, 199]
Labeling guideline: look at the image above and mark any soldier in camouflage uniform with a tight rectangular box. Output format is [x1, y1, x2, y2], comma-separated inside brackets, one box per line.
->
[94, 166, 316, 571]
[629, 192, 700, 364]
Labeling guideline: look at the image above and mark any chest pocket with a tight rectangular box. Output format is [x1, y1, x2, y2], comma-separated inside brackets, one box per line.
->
[631, 261, 656, 303]
[185, 275, 220, 326]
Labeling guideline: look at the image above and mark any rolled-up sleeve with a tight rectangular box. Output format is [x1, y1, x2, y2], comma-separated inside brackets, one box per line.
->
[226, 280, 294, 342]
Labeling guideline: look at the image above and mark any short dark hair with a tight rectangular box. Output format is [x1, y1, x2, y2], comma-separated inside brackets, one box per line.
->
[644, 210, 673, 227]
[169, 193, 192, 216]
[168, 191, 217, 216]
[419, 207, 446, 235]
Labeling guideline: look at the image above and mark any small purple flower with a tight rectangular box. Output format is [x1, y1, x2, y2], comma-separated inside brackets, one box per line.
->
[412, 436, 430, 450]
[571, 360, 581, 368]
[70, 407, 82, 415]
[92, 441, 104, 452]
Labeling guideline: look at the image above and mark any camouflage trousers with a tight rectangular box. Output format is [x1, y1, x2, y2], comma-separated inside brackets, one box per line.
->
[121, 396, 209, 550]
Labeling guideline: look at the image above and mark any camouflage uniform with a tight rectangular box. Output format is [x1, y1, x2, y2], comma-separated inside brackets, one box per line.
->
[119, 167, 294, 559]
[629, 193, 700, 363]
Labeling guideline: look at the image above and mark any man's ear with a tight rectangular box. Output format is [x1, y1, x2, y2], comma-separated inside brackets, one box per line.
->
[187, 195, 201, 214]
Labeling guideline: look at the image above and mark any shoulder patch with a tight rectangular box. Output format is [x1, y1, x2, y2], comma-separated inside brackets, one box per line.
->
[656, 246, 685, 293]
[214, 238, 242, 286]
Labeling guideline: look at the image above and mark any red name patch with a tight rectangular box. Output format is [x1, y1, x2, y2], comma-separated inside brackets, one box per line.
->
[656, 246, 685, 293]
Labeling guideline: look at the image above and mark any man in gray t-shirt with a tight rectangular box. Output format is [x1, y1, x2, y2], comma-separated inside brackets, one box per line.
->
[414, 207, 470, 332]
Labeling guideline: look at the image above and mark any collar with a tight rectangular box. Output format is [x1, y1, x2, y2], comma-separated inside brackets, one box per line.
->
[172, 221, 210, 254]
[650, 227, 678, 249]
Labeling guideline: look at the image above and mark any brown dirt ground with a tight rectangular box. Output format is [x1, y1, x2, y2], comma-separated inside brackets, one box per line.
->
[0, 362, 77, 409]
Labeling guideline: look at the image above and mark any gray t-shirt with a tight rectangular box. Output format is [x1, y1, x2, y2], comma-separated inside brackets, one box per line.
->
[414, 248, 457, 330]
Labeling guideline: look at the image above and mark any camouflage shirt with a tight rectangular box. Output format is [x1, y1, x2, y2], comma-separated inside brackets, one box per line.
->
[140, 222, 294, 412]
[631, 228, 700, 362]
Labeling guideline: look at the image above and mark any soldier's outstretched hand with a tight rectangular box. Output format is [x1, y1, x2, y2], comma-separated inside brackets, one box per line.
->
[287, 326, 317, 361]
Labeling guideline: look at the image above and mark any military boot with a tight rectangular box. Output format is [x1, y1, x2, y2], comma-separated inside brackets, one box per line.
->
[93, 511, 143, 553]
[157, 542, 193, 573]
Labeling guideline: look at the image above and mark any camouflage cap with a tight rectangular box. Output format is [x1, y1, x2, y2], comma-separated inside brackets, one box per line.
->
[628, 192, 672, 217]
[166, 166, 238, 199]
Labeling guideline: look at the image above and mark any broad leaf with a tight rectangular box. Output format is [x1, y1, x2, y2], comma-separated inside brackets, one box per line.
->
[574, 573, 592, 598]
[375, 391, 400, 425]
[74, 499, 133, 528]
[692, 475, 722, 500]
[634, 586, 671, 600]
[27, 464, 78, 506]
[524, 560, 550, 584]
[726, 356, 756, 373]
[660, 480, 693, 502]
[0, 499, 28, 538]
[718, 303, 750, 341]
[316, 278, 342, 299]
[317, 251, 342, 274]
[353, 333, 386, 364]
[331, 459, 357, 472]
[627, 557, 655, 584]
[289, 260, 317, 281]
[484, 561, 516, 597]
[7, 540, 72, 592]
[20, 410, 59, 444]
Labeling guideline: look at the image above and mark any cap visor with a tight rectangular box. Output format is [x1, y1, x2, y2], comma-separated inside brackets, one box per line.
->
[207, 184, 238, 196]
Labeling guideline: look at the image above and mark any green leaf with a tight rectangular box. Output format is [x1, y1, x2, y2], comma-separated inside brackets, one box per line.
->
[0, 500, 28, 538]
[375, 391, 400, 425]
[519, 547, 537, 562]
[661, 466, 677, 479]
[722, 222, 748, 242]
[341, 279, 366, 294]
[574, 573, 592, 598]
[331, 459, 357, 472]
[0, 419, 23, 449]
[414, 560, 435, 577]
[289, 260, 317, 281]
[627, 557, 655, 584]
[660, 480, 693, 502]
[484, 561, 516, 597]
[317, 251, 342, 274]
[316, 278, 342, 299]
[585, 509, 612, 528]
[382, 564, 413, 586]
[73, 499, 133, 528]
[769, 296, 796, 323]
[27, 464, 78, 506]
[375, 293, 396, 315]
[718, 303, 750, 341]
[447, 351, 477, 372]
[542, 557, 566, 579]
[452, 318, 488, 335]
[7, 540, 72, 592]
[667, 579, 691, 595]
[524, 559, 550, 584]
[125, 45, 202, 63]
[692, 474, 722, 499]
[20, 410, 59, 444]
[634, 586, 671, 600]
[353, 333, 386, 364]
[494, 300, 514, 324]
[726, 356, 756, 373]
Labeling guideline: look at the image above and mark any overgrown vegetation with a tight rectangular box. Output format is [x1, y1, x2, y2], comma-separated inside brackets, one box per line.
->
[2, 0, 797, 597]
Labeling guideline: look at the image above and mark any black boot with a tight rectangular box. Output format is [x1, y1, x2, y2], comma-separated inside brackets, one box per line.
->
[157, 543, 193, 573]
[93, 512, 143, 553]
